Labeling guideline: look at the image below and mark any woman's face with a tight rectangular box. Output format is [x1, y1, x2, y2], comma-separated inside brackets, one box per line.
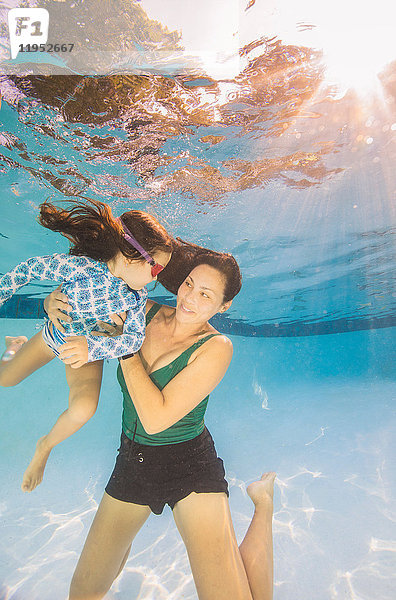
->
[176, 264, 231, 323]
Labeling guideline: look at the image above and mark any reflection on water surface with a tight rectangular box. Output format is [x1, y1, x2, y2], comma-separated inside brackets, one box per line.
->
[0, 0, 395, 329]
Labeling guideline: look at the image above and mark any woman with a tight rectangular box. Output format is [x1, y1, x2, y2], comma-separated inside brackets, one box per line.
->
[45, 245, 275, 600]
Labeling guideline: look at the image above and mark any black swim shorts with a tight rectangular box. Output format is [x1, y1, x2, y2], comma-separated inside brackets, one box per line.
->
[105, 427, 229, 515]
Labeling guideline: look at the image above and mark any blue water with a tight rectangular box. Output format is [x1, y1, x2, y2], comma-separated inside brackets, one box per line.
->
[1, 1, 395, 598]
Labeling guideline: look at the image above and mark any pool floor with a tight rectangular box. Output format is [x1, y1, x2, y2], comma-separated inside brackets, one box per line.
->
[0, 319, 395, 599]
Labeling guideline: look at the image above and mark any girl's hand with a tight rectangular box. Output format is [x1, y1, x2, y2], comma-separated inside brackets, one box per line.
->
[58, 336, 89, 368]
[91, 312, 126, 338]
[44, 285, 72, 333]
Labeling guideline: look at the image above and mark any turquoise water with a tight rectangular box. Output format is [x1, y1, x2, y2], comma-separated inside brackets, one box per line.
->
[1, 1, 395, 598]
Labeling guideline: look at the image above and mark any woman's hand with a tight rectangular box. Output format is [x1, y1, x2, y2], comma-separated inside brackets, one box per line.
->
[44, 285, 72, 333]
[91, 312, 126, 338]
[58, 336, 89, 369]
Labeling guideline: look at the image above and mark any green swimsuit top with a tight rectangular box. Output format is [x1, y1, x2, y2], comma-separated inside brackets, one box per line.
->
[118, 303, 221, 446]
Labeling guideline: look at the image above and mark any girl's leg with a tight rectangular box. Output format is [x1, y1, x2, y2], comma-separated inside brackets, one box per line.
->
[0, 330, 55, 387]
[172, 472, 275, 600]
[69, 492, 151, 600]
[22, 360, 103, 492]
[1, 335, 28, 362]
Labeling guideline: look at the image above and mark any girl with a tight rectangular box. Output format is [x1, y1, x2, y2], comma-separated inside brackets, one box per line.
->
[0, 198, 173, 493]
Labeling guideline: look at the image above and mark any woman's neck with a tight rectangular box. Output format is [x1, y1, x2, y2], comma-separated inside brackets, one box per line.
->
[165, 309, 208, 340]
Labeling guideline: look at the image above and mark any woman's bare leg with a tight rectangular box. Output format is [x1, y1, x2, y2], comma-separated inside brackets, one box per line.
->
[173, 492, 253, 600]
[0, 330, 55, 386]
[239, 472, 275, 600]
[69, 492, 151, 600]
[22, 360, 103, 492]
[172, 472, 275, 600]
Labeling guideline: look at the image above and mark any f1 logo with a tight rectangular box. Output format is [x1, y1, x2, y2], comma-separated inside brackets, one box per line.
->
[8, 8, 49, 59]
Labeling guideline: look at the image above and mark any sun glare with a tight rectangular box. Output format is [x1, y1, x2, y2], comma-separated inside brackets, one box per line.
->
[244, 0, 396, 96]
[316, 3, 395, 94]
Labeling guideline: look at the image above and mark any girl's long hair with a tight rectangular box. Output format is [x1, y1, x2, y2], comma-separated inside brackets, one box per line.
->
[38, 197, 173, 262]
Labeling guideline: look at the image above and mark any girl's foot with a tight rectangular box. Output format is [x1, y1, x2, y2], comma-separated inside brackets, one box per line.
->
[1, 336, 28, 362]
[21, 436, 52, 492]
[247, 472, 276, 507]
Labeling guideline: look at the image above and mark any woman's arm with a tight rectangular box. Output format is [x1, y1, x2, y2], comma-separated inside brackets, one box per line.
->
[119, 335, 233, 435]
[43, 285, 73, 332]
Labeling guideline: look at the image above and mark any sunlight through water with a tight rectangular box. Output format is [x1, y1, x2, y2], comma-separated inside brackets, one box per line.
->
[0, 1, 395, 599]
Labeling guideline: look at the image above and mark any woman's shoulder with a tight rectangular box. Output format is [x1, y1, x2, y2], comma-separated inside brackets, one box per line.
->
[204, 321, 232, 343]
[145, 299, 175, 316]
[204, 330, 232, 349]
[145, 299, 156, 313]
[189, 332, 233, 373]
[196, 327, 233, 357]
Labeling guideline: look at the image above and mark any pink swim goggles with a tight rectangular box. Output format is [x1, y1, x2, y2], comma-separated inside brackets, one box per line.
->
[118, 217, 165, 278]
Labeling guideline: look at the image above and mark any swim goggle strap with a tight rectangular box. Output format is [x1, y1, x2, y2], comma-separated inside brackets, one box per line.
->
[118, 217, 164, 277]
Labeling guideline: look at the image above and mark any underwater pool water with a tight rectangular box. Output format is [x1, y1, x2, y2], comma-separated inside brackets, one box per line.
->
[0, 1, 395, 598]
[0, 318, 394, 599]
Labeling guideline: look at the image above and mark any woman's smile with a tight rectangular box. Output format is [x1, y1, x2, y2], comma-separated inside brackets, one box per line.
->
[179, 302, 195, 314]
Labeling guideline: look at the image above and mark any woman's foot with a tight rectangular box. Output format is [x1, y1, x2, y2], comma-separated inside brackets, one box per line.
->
[1, 336, 28, 362]
[247, 472, 276, 507]
[21, 436, 52, 492]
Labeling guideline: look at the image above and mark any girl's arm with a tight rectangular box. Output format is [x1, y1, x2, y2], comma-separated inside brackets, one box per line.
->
[51, 307, 146, 366]
[119, 336, 233, 435]
[44, 291, 149, 366]
[84, 306, 146, 362]
[43, 291, 155, 334]
[0, 254, 68, 306]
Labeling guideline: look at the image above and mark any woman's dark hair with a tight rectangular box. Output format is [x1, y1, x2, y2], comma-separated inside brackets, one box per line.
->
[158, 238, 242, 302]
[38, 197, 173, 262]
